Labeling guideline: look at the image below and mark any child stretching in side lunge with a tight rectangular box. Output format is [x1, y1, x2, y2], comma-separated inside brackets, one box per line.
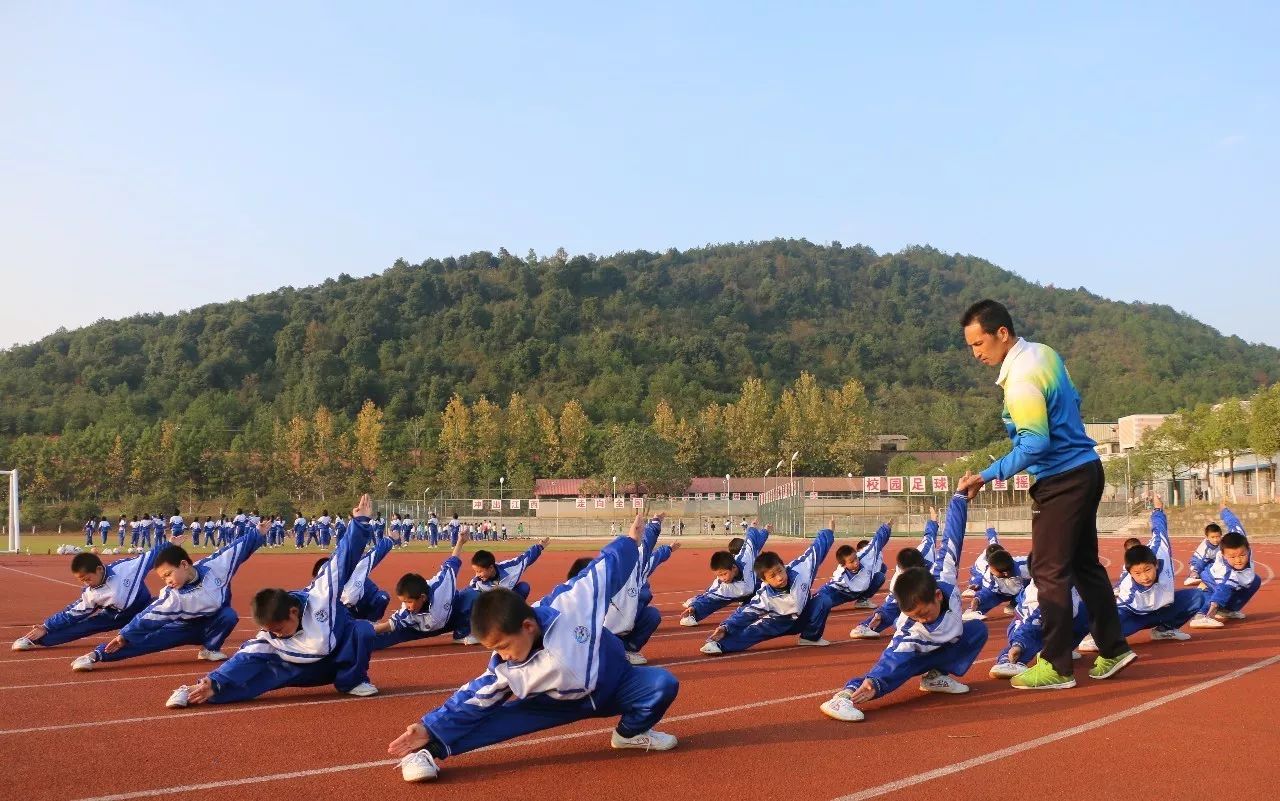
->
[372, 531, 474, 650]
[820, 490, 986, 722]
[805, 520, 892, 632]
[313, 535, 394, 622]
[1184, 521, 1223, 587]
[162, 494, 381, 708]
[1189, 505, 1262, 629]
[679, 528, 768, 626]
[849, 508, 938, 639]
[699, 524, 834, 655]
[989, 558, 1089, 679]
[388, 519, 679, 783]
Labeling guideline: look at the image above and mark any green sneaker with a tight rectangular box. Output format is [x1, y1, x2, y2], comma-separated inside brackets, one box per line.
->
[1088, 650, 1137, 680]
[1010, 657, 1076, 690]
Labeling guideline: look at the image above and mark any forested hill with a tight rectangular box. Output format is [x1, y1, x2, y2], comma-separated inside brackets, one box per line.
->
[2, 240, 1276, 450]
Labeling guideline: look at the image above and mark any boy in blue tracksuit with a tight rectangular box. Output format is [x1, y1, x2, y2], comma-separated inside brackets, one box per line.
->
[467, 541, 548, 599]
[964, 548, 1031, 621]
[700, 525, 835, 655]
[84, 519, 95, 547]
[963, 527, 1003, 597]
[203, 518, 216, 548]
[1080, 497, 1199, 650]
[569, 515, 673, 665]
[821, 491, 987, 721]
[428, 514, 440, 547]
[138, 515, 153, 548]
[293, 515, 307, 548]
[387, 523, 680, 783]
[313, 535, 394, 622]
[1184, 521, 1223, 586]
[1190, 506, 1262, 629]
[163, 495, 381, 708]
[447, 514, 461, 546]
[372, 533, 475, 650]
[850, 510, 938, 639]
[11, 538, 171, 652]
[72, 527, 263, 671]
[807, 520, 892, 627]
[97, 518, 111, 545]
[989, 562, 1089, 679]
[679, 526, 769, 626]
[117, 516, 128, 548]
[168, 510, 185, 542]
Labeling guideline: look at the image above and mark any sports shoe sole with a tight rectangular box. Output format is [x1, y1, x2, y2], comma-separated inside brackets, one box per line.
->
[1089, 650, 1138, 680]
[1011, 677, 1077, 690]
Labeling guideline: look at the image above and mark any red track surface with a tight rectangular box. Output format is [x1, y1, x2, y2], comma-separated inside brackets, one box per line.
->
[1, 536, 1277, 801]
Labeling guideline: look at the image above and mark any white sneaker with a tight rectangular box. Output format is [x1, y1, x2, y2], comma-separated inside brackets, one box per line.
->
[347, 682, 379, 697]
[919, 669, 969, 694]
[165, 686, 190, 709]
[961, 610, 986, 622]
[611, 729, 677, 751]
[1182, 575, 1200, 586]
[819, 692, 865, 722]
[1151, 628, 1191, 642]
[678, 615, 699, 627]
[459, 635, 481, 646]
[853, 599, 876, 609]
[398, 749, 439, 782]
[71, 653, 96, 672]
[989, 660, 1028, 679]
[1077, 634, 1099, 652]
[1219, 610, 1246, 620]
[624, 651, 648, 665]
[1190, 614, 1225, 629]
[197, 648, 228, 662]
[849, 624, 880, 639]
[11, 637, 35, 651]
[797, 637, 830, 647]
[961, 588, 977, 598]
[700, 641, 722, 655]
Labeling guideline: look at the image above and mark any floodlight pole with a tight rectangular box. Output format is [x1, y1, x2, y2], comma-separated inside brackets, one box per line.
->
[0, 470, 19, 553]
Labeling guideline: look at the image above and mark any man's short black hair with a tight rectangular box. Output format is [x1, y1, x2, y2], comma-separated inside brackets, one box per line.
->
[251, 588, 301, 624]
[1205, 523, 1223, 535]
[471, 587, 536, 640]
[987, 549, 1016, 574]
[893, 567, 940, 612]
[471, 550, 496, 569]
[1124, 544, 1158, 569]
[984, 543, 1006, 559]
[395, 572, 429, 598]
[1221, 532, 1249, 550]
[753, 552, 784, 576]
[896, 547, 927, 570]
[311, 557, 330, 578]
[566, 557, 592, 580]
[70, 552, 103, 574]
[961, 299, 1016, 338]
[855, 539, 869, 550]
[727, 537, 745, 554]
[835, 544, 856, 562]
[156, 545, 192, 569]
[1123, 537, 1142, 551]
[710, 551, 737, 571]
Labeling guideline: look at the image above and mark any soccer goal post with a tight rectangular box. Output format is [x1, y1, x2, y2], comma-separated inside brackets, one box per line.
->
[0, 470, 19, 553]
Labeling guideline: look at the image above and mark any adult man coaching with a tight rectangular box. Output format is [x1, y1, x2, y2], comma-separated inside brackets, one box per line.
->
[956, 300, 1135, 689]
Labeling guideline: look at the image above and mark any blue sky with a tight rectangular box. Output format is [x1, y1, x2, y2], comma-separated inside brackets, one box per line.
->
[2, 2, 1277, 347]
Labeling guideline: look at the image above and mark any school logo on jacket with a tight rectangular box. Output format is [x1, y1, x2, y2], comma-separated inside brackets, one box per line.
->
[626, 587, 638, 598]
[573, 625, 589, 644]
[315, 609, 328, 624]
[213, 576, 224, 586]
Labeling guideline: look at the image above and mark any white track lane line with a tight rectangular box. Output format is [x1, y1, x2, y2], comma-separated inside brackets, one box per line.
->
[0, 564, 80, 587]
[828, 653, 1280, 801]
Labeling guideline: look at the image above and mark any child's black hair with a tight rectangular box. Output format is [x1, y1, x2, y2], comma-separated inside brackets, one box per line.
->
[1123, 537, 1142, 551]
[984, 543, 1005, 559]
[566, 556, 592, 580]
[855, 539, 870, 550]
[727, 537, 745, 554]
[471, 587, 536, 640]
[709, 551, 737, 571]
[835, 544, 856, 562]
[155, 545, 192, 569]
[987, 549, 1016, 574]
[893, 567, 940, 612]
[396, 572, 429, 598]
[753, 551, 784, 576]
[1221, 531, 1249, 551]
[311, 557, 330, 577]
[895, 547, 927, 570]
[1205, 522, 1223, 536]
[251, 588, 301, 624]
[70, 552, 104, 574]
[1124, 544, 1158, 569]
[471, 550, 496, 569]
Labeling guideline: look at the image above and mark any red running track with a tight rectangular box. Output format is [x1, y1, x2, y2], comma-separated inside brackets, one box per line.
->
[0, 536, 1277, 801]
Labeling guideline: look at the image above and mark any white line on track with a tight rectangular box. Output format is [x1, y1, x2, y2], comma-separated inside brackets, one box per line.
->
[0, 564, 80, 587]
[828, 652, 1280, 801]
